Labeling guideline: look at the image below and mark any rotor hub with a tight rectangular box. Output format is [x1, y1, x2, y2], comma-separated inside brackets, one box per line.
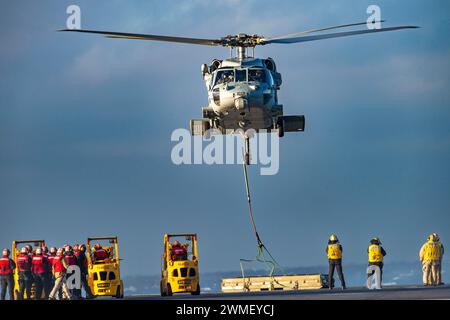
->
[220, 34, 263, 48]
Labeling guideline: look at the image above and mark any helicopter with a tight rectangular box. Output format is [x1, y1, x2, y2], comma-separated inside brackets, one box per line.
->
[59, 21, 417, 164]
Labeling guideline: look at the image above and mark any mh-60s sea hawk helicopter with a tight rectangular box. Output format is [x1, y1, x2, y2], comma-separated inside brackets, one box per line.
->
[60, 21, 417, 164]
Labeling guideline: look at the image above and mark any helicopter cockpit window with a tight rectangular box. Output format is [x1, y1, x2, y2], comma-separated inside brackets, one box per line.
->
[235, 69, 247, 82]
[248, 69, 267, 83]
[215, 69, 234, 86]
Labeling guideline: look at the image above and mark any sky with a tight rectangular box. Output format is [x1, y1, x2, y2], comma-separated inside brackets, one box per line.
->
[1, 0, 449, 277]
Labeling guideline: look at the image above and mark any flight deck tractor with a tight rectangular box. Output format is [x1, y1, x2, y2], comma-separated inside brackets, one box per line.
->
[86, 236, 124, 298]
[160, 233, 200, 296]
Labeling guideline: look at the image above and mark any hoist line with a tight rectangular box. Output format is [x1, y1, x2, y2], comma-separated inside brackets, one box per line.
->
[240, 158, 286, 278]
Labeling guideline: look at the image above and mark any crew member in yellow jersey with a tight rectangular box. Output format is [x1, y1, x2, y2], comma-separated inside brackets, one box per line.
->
[433, 233, 444, 285]
[419, 234, 441, 286]
[367, 237, 387, 285]
[326, 234, 346, 290]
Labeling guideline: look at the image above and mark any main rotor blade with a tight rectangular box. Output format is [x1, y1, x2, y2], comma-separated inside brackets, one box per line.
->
[58, 29, 222, 46]
[265, 20, 385, 41]
[261, 26, 419, 45]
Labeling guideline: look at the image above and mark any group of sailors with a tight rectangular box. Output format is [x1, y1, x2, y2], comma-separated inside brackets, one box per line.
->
[0, 243, 110, 300]
[326, 233, 445, 290]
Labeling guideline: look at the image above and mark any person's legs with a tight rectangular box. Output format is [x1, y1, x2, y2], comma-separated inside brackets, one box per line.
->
[34, 275, 43, 300]
[49, 275, 63, 299]
[48, 273, 54, 295]
[379, 263, 383, 284]
[431, 263, 439, 286]
[6, 275, 14, 300]
[422, 261, 431, 285]
[43, 274, 51, 299]
[25, 275, 32, 299]
[81, 273, 93, 298]
[436, 261, 441, 285]
[42, 274, 50, 299]
[336, 263, 346, 288]
[18, 274, 26, 300]
[1, 276, 8, 300]
[61, 281, 72, 300]
[427, 269, 433, 285]
[328, 262, 335, 289]
[367, 263, 376, 279]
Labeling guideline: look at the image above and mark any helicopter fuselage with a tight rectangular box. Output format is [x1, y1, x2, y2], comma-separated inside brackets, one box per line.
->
[192, 57, 305, 138]
[204, 57, 281, 132]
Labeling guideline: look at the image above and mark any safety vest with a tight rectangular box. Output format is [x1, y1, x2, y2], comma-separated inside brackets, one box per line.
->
[172, 246, 187, 260]
[368, 244, 384, 263]
[17, 253, 32, 272]
[0, 256, 13, 275]
[32, 255, 47, 274]
[94, 249, 108, 260]
[424, 241, 441, 261]
[47, 254, 56, 267]
[327, 244, 342, 260]
[172, 247, 186, 255]
[52, 255, 66, 273]
[65, 255, 76, 266]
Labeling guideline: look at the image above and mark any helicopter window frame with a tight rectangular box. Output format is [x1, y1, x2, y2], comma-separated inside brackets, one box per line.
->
[213, 68, 235, 86]
[248, 68, 271, 84]
[212, 67, 273, 86]
[234, 68, 247, 83]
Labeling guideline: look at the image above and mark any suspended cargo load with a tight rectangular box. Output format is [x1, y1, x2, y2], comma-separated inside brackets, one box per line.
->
[221, 274, 328, 293]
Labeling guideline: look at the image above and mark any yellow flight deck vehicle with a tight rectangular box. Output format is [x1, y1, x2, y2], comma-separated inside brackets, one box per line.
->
[11, 239, 46, 300]
[86, 236, 124, 298]
[160, 233, 200, 296]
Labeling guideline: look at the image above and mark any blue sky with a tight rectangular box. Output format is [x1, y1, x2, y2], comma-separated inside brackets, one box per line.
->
[1, 1, 449, 276]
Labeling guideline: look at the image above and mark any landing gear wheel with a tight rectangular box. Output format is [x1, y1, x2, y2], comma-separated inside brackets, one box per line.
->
[191, 284, 200, 295]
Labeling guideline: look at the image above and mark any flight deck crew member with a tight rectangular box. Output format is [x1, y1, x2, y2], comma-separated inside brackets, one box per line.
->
[93, 244, 109, 262]
[326, 234, 346, 290]
[420, 234, 441, 286]
[171, 241, 188, 261]
[367, 237, 387, 285]
[17, 247, 33, 299]
[0, 248, 16, 300]
[76, 244, 94, 299]
[48, 247, 57, 292]
[429, 233, 444, 285]
[64, 246, 78, 299]
[32, 247, 50, 299]
[49, 248, 72, 300]
[72, 245, 82, 299]
[42, 246, 53, 297]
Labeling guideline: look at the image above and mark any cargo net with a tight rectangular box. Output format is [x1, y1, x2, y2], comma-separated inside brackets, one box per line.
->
[239, 242, 285, 278]
[239, 160, 287, 282]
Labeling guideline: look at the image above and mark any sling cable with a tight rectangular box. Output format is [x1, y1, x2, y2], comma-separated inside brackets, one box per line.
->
[239, 159, 286, 280]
